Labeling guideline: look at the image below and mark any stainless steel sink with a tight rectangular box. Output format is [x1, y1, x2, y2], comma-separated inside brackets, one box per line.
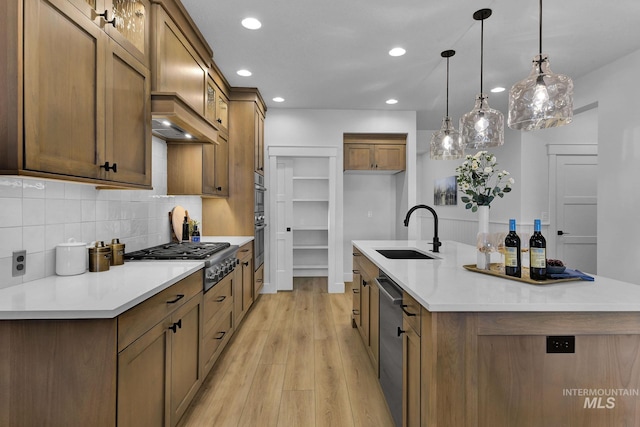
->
[376, 249, 435, 260]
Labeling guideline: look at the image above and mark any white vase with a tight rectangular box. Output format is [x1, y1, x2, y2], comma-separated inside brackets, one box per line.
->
[476, 205, 490, 269]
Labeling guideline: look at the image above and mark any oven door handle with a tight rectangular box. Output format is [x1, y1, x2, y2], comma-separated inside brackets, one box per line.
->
[255, 223, 267, 231]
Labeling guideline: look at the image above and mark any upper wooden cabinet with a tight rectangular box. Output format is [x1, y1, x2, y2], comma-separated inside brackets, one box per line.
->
[255, 109, 265, 175]
[0, 0, 152, 188]
[343, 133, 407, 173]
[206, 71, 229, 140]
[151, 0, 211, 117]
[167, 137, 228, 197]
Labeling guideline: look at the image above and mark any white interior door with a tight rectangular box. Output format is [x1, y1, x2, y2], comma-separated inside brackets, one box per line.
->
[275, 158, 293, 290]
[555, 154, 597, 274]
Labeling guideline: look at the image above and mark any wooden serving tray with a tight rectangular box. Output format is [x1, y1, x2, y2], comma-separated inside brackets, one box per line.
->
[463, 264, 583, 285]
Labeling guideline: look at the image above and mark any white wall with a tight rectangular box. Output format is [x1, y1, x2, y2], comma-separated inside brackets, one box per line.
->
[418, 48, 640, 284]
[0, 137, 203, 289]
[264, 108, 417, 285]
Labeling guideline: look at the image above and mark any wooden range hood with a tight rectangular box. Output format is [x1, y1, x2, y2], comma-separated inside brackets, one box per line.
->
[151, 92, 218, 144]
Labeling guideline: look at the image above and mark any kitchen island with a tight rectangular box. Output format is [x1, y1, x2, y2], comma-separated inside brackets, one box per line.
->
[353, 240, 640, 427]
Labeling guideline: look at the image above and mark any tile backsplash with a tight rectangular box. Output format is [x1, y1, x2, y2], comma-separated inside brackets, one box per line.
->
[0, 138, 202, 288]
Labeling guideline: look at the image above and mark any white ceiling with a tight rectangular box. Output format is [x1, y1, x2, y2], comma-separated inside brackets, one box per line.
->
[181, 0, 640, 130]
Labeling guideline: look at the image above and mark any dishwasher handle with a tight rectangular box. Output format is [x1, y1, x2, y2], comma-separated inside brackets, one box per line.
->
[375, 276, 403, 305]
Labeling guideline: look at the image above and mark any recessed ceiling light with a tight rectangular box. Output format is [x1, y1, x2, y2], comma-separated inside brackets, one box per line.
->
[237, 69, 252, 77]
[184, 133, 192, 139]
[491, 86, 506, 93]
[273, 97, 285, 103]
[386, 99, 398, 105]
[162, 120, 171, 127]
[241, 17, 262, 30]
[389, 47, 406, 57]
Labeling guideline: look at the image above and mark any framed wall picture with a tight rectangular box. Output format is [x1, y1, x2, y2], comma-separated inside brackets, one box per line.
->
[434, 176, 457, 206]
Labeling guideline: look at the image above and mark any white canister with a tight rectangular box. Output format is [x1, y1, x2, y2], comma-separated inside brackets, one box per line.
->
[56, 238, 88, 276]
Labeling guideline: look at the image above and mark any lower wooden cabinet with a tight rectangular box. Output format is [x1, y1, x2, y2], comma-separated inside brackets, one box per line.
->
[353, 246, 380, 375]
[202, 272, 234, 376]
[254, 263, 264, 296]
[233, 242, 254, 327]
[402, 317, 421, 427]
[118, 290, 203, 427]
[351, 271, 361, 328]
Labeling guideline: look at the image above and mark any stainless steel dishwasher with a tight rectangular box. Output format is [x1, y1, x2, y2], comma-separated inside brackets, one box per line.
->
[376, 271, 403, 427]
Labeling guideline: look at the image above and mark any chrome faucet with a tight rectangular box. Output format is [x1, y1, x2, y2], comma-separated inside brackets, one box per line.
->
[403, 204, 441, 253]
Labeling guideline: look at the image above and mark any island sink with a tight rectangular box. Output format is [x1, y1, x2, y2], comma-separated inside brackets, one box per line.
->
[376, 249, 436, 260]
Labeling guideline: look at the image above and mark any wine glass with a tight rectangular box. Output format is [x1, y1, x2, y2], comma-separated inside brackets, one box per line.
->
[494, 232, 507, 273]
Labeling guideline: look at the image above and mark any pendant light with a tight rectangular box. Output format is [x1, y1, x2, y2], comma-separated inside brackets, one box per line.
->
[460, 9, 504, 149]
[508, 0, 573, 130]
[430, 50, 464, 160]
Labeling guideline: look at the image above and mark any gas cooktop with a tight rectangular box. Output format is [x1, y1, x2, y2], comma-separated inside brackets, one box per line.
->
[124, 242, 231, 260]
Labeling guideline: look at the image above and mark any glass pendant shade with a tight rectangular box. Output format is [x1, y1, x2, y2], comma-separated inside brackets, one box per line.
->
[460, 93, 504, 149]
[430, 117, 464, 160]
[508, 54, 573, 130]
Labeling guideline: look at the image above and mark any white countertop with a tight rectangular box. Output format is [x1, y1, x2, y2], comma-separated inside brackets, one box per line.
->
[353, 240, 640, 312]
[0, 261, 203, 319]
[0, 236, 253, 320]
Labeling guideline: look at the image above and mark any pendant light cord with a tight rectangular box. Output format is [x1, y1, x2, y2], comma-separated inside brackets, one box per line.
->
[539, 0, 543, 55]
[480, 18, 484, 94]
[446, 57, 450, 117]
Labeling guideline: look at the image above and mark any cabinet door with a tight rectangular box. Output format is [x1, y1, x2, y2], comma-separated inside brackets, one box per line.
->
[214, 137, 229, 197]
[118, 320, 169, 427]
[24, 0, 105, 179]
[344, 144, 373, 170]
[254, 109, 265, 174]
[106, 0, 150, 66]
[241, 253, 254, 313]
[359, 274, 371, 345]
[374, 144, 406, 171]
[254, 263, 264, 296]
[217, 91, 229, 137]
[169, 294, 202, 427]
[201, 143, 216, 195]
[402, 319, 421, 427]
[105, 38, 151, 186]
[233, 266, 244, 327]
[351, 272, 361, 328]
[369, 280, 380, 375]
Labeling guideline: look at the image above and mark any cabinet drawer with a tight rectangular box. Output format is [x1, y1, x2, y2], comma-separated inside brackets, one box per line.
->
[238, 242, 253, 259]
[353, 247, 378, 282]
[118, 270, 202, 351]
[202, 309, 233, 368]
[203, 275, 233, 335]
[402, 291, 422, 336]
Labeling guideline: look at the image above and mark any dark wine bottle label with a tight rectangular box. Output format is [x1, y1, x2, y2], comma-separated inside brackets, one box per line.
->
[530, 248, 546, 268]
[505, 247, 518, 267]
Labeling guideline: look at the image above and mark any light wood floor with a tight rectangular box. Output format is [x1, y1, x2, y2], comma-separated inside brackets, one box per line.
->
[178, 277, 395, 427]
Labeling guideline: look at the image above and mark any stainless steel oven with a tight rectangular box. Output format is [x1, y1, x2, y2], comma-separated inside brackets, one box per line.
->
[254, 173, 266, 268]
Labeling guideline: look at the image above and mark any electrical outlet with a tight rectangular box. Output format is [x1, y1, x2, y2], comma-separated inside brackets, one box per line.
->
[12, 250, 26, 277]
[546, 335, 575, 353]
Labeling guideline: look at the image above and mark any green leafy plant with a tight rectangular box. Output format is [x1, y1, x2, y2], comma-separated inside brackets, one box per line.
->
[455, 151, 514, 212]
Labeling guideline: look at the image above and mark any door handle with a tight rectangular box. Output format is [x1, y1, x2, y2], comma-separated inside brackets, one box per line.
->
[286, 227, 291, 232]
[557, 230, 570, 235]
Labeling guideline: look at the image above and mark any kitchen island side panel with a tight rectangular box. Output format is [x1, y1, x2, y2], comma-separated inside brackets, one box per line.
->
[0, 318, 117, 427]
[426, 311, 640, 427]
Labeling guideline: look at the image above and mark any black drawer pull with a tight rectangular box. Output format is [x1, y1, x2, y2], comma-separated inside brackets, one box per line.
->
[166, 294, 184, 304]
[352, 309, 360, 315]
[215, 296, 226, 302]
[169, 319, 182, 333]
[352, 288, 359, 294]
[353, 252, 361, 256]
[100, 161, 117, 172]
[362, 280, 369, 287]
[243, 261, 249, 266]
[397, 327, 405, 337]
[352, 270, 360, 274]
[214, 331, 226, 340]
[401, 305, 416, 317]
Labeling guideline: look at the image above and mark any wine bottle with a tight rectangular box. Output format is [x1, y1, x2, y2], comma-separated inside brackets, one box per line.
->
[182, 215, 190, 242]
[191, 225, 201, 242]
[504, 219, 521, 278]
[529, 219, 546, 280]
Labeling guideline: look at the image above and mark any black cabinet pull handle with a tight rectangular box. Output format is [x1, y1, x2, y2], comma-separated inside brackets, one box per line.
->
[362, 280, 368, 287]
[214, 331, 226, 340]
[352, 270, 360, 274]
[352, 288, 359, 294]
[352, 309, 359, 315]
[100, 161, 117, 172]
[166, 294, 184, 304]
[243, 262, 249, 266]
[239, 249, 249, 252]
[217, 118, 222, 124]
[215, 296, 226, 302]
[97, 10, 117, 27]
[352, 252, 361, 256]
[401, 305, 416, 317]
[169, 319, 182, 333]
[397, 327, 405, 337]
[216, 186, 223, 191]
